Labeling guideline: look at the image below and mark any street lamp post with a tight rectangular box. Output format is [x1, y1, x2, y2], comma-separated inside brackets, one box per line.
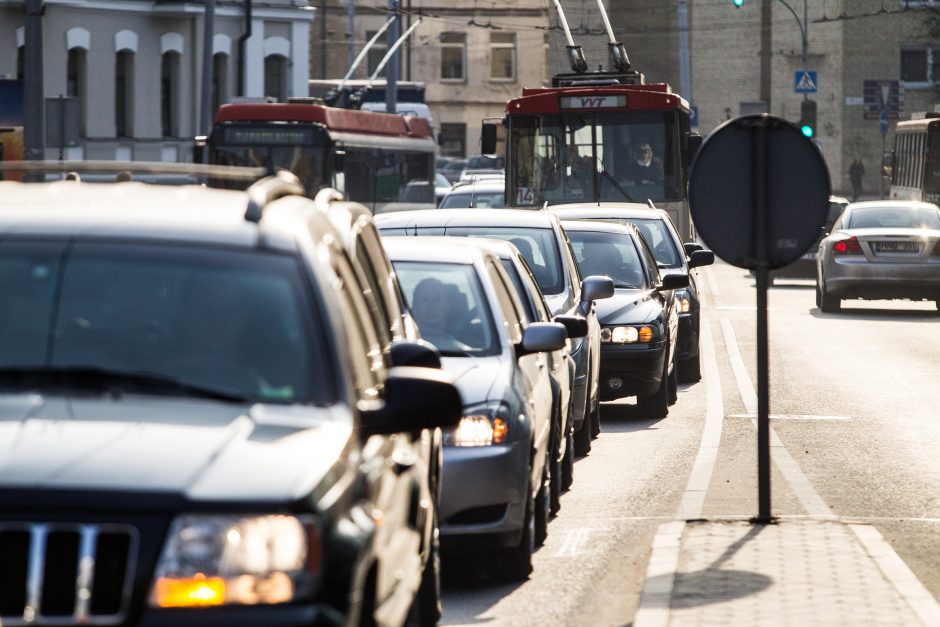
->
[776, 0, 808, 101]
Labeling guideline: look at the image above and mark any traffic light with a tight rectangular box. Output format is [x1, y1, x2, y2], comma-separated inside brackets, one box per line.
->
[732, 0, 744, 6]
[799, 99, 817, 138]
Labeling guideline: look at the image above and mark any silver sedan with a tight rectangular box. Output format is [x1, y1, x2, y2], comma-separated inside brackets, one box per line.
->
[815, 200, 940, 312]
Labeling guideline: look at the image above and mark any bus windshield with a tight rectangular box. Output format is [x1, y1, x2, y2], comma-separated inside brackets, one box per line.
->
[208, 124, 330, 196]
[509, 111, 681, 206]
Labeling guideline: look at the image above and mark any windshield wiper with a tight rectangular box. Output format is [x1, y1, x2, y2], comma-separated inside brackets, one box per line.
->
[598, 169, 635, 202]
[613, 282, 641, 289]
[0, 366, 252, 404]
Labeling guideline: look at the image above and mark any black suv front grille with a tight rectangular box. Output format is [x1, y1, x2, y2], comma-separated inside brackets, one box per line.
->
[0, 523, 137, 625]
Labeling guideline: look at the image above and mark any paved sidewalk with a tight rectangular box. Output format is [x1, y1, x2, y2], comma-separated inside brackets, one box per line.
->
[634, 518, 940, 627]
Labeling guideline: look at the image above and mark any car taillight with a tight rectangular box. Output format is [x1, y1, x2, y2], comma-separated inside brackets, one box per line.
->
[833, 236, 862, 255]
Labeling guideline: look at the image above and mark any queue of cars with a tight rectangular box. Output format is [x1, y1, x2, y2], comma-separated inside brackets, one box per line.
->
[0, 164, 714, 626]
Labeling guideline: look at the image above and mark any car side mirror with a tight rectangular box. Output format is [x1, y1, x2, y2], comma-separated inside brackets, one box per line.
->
[333, 149, 346, 172]
[481, 122, 499, 156]
[688, 250, 715, 269]
[193, 135, 207, 164]
[553, 314, 588, 339]
[389, 339, 442, 369]
[517, 322, 567, 357]
[581, 275, 615, 303]
[660, 273, 690, 290]
[360, 367, 462, 437]
[685, 132, 703, 166]
[683, 242, 703, 256]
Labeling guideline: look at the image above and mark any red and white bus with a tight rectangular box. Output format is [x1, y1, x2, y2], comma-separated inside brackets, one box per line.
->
[205, 102, 437, 212]
[486, 77, 698, 240]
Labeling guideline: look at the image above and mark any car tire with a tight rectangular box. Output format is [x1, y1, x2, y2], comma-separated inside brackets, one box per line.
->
[574, 416, 592, 456]
[817, 279, 841, 313]
[636, 353, 670, 419]
[492, 484, 535, 582]
[535, 464, 550, 547]
[590, 399, 601, 439]
[549, 403, 563, 516]
[561, 429, 575, 491]
[411, 508, 442, 627]
[667, 352, 679, 406]
[678, 353, 702, 383]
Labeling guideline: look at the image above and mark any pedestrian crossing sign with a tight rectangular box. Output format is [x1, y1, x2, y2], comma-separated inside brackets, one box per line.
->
[794, 70, 818, 94]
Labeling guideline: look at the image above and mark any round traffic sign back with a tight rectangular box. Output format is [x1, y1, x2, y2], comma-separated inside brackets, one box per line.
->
[688, 114, 831, 270]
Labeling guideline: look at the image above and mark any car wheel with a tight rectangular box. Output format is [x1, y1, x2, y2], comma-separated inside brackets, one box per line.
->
[411, 508, 442, 627]
[636, 353, 670, 419]
[667, 351, 679, 406]
[561, 429, 575, 491]
[678, 353, 702, 383]
[817, 278, 841, 313]
[590, 399, 601, 438]
[535, 464, 550, 546]
[574, 415, 592, 456]
[549, 404, 563, 516]
[492, 483, 535, 582]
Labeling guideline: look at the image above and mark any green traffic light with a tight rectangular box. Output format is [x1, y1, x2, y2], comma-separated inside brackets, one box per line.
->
[733, 0, 744, 6]
[801, 125, 814, 138]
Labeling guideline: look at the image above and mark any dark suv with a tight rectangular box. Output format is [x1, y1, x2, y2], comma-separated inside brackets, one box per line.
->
[0, 171, 460, 626]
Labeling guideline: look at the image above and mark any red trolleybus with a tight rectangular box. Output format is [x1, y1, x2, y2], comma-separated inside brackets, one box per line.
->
[889, 115, 940, 204]
[205, 102, 437, 212]
[488, 78, 698, 240]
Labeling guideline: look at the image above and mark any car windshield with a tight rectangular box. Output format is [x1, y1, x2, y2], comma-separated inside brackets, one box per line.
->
[0, 240, 328, 405]
[440, 191, 505, 209]
[392, 261, 500, 356]
[624, 218, 683, 269]
[566, 231, 647, 289]
[846, 206, 940, 229]
[444, 227, 566, 295]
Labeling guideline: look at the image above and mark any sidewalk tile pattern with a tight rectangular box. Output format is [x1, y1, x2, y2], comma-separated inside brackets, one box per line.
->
[668, 520, 921, 626]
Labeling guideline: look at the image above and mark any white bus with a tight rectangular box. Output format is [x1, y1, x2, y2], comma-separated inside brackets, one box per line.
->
[889, 115, 940, 204]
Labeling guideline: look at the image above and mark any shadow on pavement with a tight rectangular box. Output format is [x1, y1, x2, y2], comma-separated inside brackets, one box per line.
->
[810, 306, 940, 321]
[597, 402, 668, 432]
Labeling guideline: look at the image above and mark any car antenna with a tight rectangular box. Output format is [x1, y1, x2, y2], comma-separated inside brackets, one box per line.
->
[542, 201, 549, 211]
[469, 176, 477, 208]
[647, 199, 656, 209]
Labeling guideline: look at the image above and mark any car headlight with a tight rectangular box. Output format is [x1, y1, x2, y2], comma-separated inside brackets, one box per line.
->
[444, 403, 511, 447]
[600, 325, 655, 344]
[675, 289, 692, 314]
[150, 514, 319, 608]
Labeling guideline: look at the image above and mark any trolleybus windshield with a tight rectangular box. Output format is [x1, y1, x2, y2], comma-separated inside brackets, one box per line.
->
[509, 111, 681, 206]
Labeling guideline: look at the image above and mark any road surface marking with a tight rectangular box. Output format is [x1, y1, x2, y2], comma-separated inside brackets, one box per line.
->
[728, 413, 850, 421]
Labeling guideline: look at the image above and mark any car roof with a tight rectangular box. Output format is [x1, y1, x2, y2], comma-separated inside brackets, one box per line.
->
[559, 219, 637, 234]
[381, 234, 489, 265]
[548, 204, 666, 220]
[375, 208, 557, 230]
[845, 200, 939, 211]
[0, 180, 325, 251]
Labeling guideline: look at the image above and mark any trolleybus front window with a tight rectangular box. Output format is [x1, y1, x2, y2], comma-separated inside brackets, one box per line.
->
[510, 111, 681, 206]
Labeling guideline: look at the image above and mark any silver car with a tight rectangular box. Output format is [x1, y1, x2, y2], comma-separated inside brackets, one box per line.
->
[816, 200, 940, 312]
[383, 237, 567, 581]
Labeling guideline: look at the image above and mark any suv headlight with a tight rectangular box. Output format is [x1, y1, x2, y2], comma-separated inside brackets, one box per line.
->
[443, 402, 512, 447]
[150, 514, 319, 608]
[675, 288, 692, 314]
[600, 325, 655, 344]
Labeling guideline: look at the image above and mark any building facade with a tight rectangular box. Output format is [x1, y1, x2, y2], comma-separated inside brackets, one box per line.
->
[0, 0, 313, 162]
[319, 1, 550, 158]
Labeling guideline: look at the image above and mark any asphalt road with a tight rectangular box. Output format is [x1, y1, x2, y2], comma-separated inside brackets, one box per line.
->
[439, 260, 940, 626]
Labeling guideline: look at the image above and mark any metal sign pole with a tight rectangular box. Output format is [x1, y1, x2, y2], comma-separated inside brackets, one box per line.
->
[752, 117, 772, 522]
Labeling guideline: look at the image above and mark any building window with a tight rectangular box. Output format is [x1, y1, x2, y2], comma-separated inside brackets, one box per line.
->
[439, 123, 466, 157]
[900, 46, 940, 87]
[440, 32, 466, 81]
[212, 53, 229, 115]
[489, 32, 516, 81]
[264, 54, 287, 102]
[115, 50, 135, 137]
[161, 52, 180, 137]
[67, 48, 87, 136]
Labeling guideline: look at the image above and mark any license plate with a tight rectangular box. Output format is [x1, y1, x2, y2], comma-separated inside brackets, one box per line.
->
[874, 241, 918, 253]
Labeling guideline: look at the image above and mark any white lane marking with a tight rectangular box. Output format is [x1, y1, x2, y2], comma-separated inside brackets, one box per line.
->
[633, 520, 685, 627]
[702, 265, 721, 305]
[719, 317, 834, 517]
[851, 524, 940, 626]
[551, 527, 611, 558]
[677, 318, 724, 519]
[715, 305, 777, 311]
[728, 413, 850, 421]
[635, 318, 725, 627]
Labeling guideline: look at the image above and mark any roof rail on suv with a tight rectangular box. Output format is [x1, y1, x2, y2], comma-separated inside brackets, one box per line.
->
[244, 170, 306, 223]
